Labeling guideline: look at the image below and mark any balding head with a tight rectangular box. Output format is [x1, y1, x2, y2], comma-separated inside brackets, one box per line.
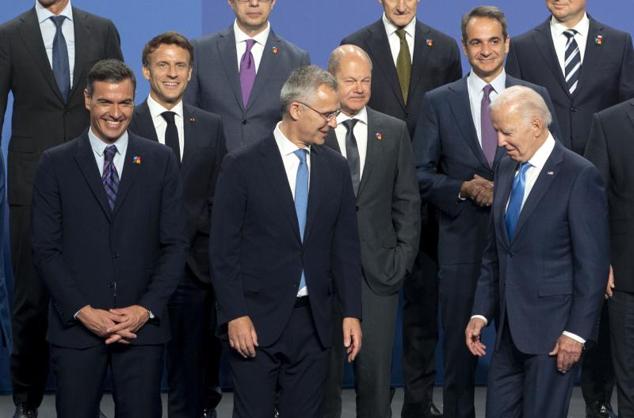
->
[328, 45, 373, 116]
[490, 85, 552, 128]
[328, 44, 373, 75]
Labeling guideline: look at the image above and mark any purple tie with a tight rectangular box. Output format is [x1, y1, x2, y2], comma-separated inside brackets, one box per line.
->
[240, 39, 257, 107]
[481, 84, 497, 166]
[102, 145, 119, 210]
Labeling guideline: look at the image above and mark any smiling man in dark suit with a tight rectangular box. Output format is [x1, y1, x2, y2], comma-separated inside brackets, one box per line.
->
[414, 7, 560, 418]
[466, 85, 609, 418]
[210, 65, 362, 418]
[0, 1, 122, 416]
[128, 32, 226, 418]
[185, 0, 309, 152]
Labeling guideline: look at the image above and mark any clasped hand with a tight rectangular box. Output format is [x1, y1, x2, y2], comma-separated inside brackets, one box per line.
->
[77, 305, 150, 345]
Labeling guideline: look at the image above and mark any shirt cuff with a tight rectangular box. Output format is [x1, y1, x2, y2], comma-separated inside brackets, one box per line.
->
[562, 331, 585, 344]
[471, 315, 488, 326]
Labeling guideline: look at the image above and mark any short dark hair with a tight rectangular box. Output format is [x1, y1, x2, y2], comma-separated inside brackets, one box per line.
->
[461, 6, 508, 43]
[142, 31, 194, 67]
[86, 59, 136, 96]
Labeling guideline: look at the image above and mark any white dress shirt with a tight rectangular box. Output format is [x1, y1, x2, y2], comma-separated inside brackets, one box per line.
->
[273, 123, 310, 297]
[550, 13, 590, 75]
[146, 95, 185, 161]
[234, 20, 270, 73]
[473, 133, 585, 344]
[382, 13, 416, 65]
[334, 107, 369, 178]
[36, 0, 75, 87]
[88, 128, 128, 178]
[467, 70, 506, 146]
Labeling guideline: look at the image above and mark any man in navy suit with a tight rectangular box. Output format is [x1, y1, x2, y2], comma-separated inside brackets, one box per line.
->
[506, 3, 634, 414]
[31, 60, 186, 418]
[185, 0, 309, 152]
[128, 32, 227, 418]
[465, 86, 609, 418]
[414, 7, 560, 418]
[210, 65, 362, 418]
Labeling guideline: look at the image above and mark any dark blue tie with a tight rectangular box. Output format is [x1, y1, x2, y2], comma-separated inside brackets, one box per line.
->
[294, 149, 308, 290]
[102, 145, 119, 210]
[343, 119, 360, 196]
[51, 15, 70, 102]
[505, 162, 531, 240]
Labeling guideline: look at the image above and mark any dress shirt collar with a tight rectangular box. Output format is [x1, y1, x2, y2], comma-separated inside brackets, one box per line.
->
[467, 69, 506, 97]
[382, 13, 416, 39]
[88, 127, 129, 157]
[234, 19, 270, 47]
[337, 106, 368, 126]
[36, 0, 73, 24]
[273, 122, 311, 157]
[550, 12, 589, 39]
[146, 94, 184, 123]
[526, 132, 556, 171]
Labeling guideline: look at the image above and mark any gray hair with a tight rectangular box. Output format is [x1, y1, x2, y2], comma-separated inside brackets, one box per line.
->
[490, 85, 552, 127]
[461, 5, 508, 43]
[280, 65, 338, 113]
[327, 44, 373, 75]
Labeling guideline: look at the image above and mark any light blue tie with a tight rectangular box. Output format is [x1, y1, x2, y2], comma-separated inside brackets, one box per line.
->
[505, 162, 531, 240]
[294, 149, 308, 290]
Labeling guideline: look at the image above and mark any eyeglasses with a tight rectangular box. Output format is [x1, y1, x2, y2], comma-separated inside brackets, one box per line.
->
[297, 101, 341, 122]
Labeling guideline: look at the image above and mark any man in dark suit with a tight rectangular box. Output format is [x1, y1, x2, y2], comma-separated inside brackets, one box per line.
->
[128, 32, 227, 418]
[0, 1, 122, 415]
[415, 7, 561, 418]
[322, 45, 420, 418]
[466, 85, 609, 418]
[584, 99, 634, 418]
[505, 3, 634, 415]
[184, 0, 309, 152]
[210, 66, 362, 418]
[31, 59, 186, 418]
[341, 3, 462, 415]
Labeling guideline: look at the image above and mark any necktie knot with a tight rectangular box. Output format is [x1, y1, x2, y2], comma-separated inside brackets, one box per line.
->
[396, 29, 407, 42]
[294, 148, 308, 165]
[245, 39, 256, 52]
[518, 161, 531, 175]
[342, 118, 358, 132]
[563, 29, 578, 40]
[483, 84, 494, 99]
[51, 15, 66, 29]
[104, 145, 117, 163]
[161, 111, 176, 125]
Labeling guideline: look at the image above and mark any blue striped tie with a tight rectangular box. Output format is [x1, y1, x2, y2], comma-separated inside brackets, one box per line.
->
[294, 149, 308, 291]
[505, 162, 531, 240]
[51, 16, 70, 102]
[102, 145, 119, 210]
[563, 29, 582, 94]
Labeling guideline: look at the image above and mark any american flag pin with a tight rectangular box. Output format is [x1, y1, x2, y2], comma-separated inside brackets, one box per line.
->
[376, 132, 383, 141]
[272, 46, 279, 55]
[595, 35, 603, 45]
[133, 156, 142, 165]
[426, 38, 433, 48]
[547, 171, 554, 175]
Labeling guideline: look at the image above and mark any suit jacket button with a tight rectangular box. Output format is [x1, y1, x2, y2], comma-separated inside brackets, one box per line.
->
[355, 205, 359, 212]
[569, 106, 577, 112]
[242, 119, 248, 125]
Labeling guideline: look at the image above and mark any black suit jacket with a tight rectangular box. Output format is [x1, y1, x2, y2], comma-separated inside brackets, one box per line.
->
[506, 17, 634, 154]
[31, 132, 187, 349]
[129, 102, 226, 285]
[325, 107, 420, 296]
[210, 137, 362, 348]
[0, 7, 123, 207]
[415, 75, 561, 265]
[584, 98, 634, 293]
[341, 19, 462, 137]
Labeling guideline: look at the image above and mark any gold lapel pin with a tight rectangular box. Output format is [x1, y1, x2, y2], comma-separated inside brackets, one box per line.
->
[272, 46, 279, 55]
[426, 38, 433, 48]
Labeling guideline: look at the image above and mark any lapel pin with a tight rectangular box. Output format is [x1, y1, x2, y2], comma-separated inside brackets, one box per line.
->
[595, 34, 603, 45]
[133, 155, 142, 165]
[188, 116, 196, 123]
[426, 38, 433, 48]
[547, 171, 554, 175]
[375, 132, 383, 141]
[272, 46, 279, 55]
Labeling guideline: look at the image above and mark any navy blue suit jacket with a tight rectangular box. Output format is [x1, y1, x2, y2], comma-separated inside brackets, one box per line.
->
[506, 17, 634, 154]
[185, 27, 309, 152]
[31, 132, 187, 349]
[414, 75, 561, 265]
[210, 136, 362, 348]
[472, 142, 609, 354]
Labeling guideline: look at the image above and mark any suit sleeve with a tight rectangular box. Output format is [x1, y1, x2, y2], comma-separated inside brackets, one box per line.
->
[104, 20, 123, 61]
[184, 40, 201, 107]
[565, 165, 610, 340]
[137, 151, 187, 317]
[447, 39, 463, 82]
[331, 161, 362, 319]
[414, 93, 464, 218]
[32, 152, 89, 324]
[505, 42, 522, 79]
[209, 153, 250, 325]
[0, 25, 10, 139]
[616, 33, 634, 102]
[584, 114, 610, 187]
[539, 86, 564, 144]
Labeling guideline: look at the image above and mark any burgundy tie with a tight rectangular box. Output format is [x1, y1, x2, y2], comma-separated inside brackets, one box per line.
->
[239, 39, 257, 107]
[481, 84, 497, 166]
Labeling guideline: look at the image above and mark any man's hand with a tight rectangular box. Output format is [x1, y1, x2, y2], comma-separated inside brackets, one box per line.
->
[549, 334, 583, 374]
[342, 317, 362, 362]
[605, 265, 615, 299]
[460, 175, 494, 207]
[76, 305, 128, 339]
[465, 317, 487, 357]
[104, 305, 151, 344]
[228, 316, 258, 358]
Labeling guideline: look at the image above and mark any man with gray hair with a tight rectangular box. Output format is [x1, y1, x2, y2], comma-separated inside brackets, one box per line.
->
[210, 65, 362, 418]
[465, 85, 609, 417]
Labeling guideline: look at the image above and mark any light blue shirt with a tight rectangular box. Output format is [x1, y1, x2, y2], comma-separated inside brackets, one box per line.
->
[35, 0, 75, 88]
[88, 128, 128, 178]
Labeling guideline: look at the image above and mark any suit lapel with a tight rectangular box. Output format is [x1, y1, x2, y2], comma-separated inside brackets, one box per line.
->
[575, 19, 603, 99]
[181, 105, 197, 168]
[304, 146, 326, 242]
[112, 134, 141, 216]
[217, 27, 244, 111]
[18, 9, 65, 103]
[366, 21, 406, 110]
[134, 102, 159, 142]
[324, 129, 341, 154]
[409, 21, 432, 105]
[533, 20, 570, 97]
[246, 31, 279, 111]
[69, 8, 90, 101]
[74, 134, 112, 221]
[626, 100, 634, 129]
[357, 109, 380, 197]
